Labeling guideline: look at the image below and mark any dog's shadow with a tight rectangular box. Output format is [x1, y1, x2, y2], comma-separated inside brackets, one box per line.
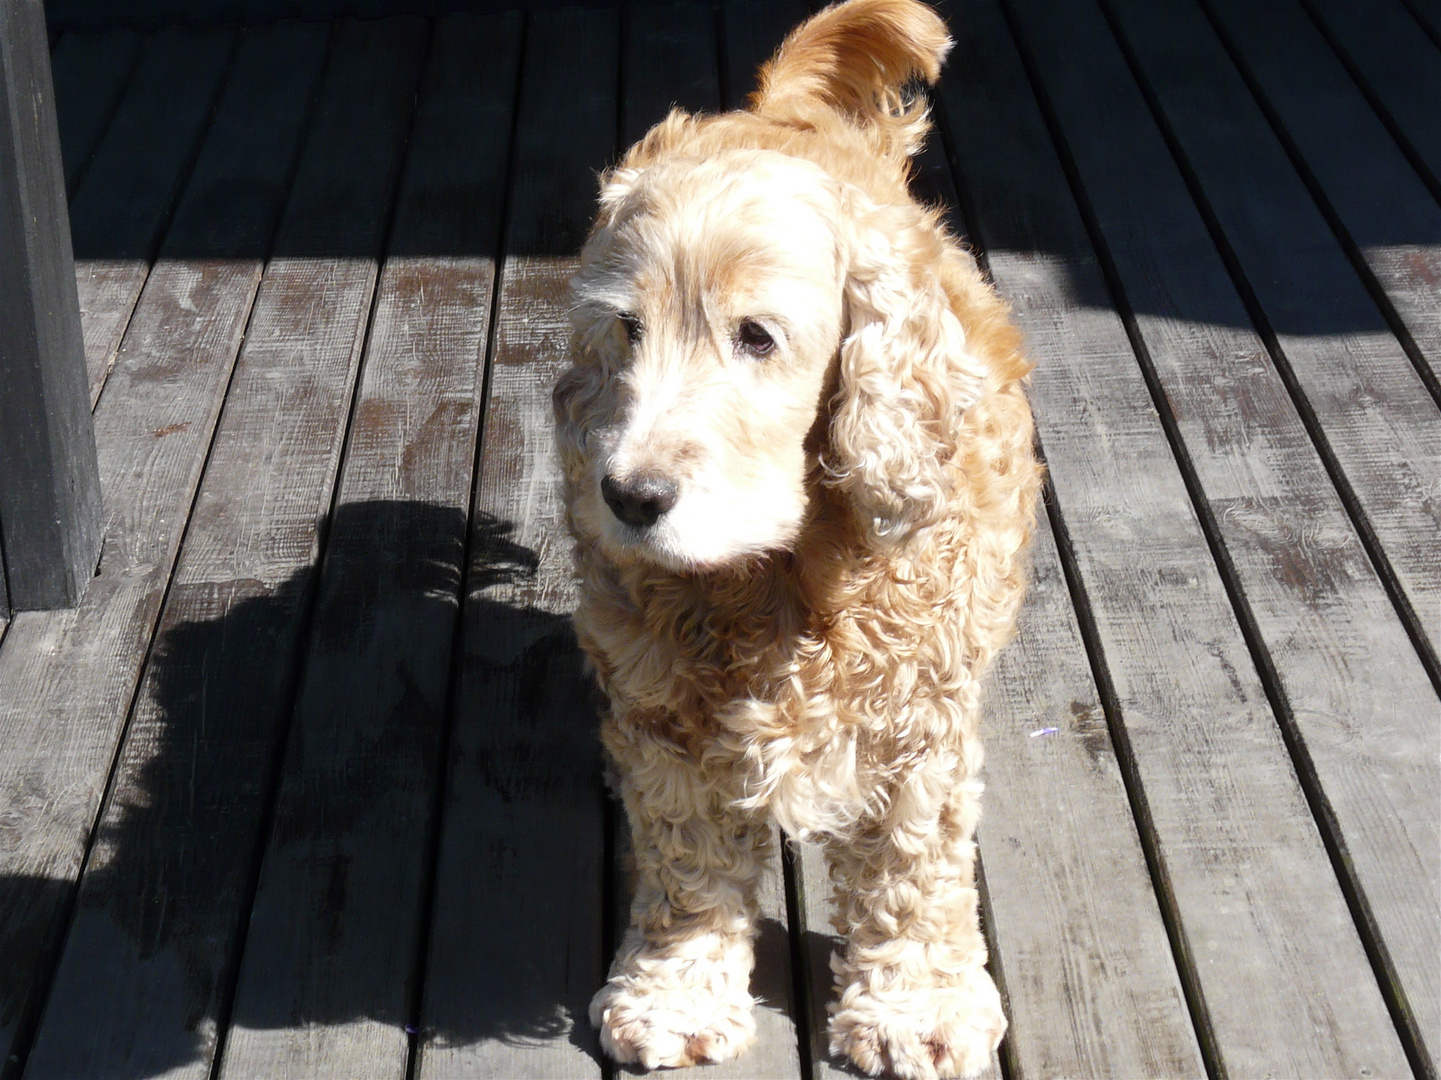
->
[0, 499, 608, 1078]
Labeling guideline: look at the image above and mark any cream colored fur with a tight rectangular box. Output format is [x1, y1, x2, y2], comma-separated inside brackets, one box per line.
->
[553, 2, 1041, 1076]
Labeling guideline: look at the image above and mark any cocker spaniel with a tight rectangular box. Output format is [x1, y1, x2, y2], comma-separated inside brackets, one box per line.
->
[553, 1, 1041, 1076]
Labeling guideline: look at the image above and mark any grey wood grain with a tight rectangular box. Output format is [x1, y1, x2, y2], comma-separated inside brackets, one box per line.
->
[0, 261, 263, 1080]
[718, 836, 804, 1080]
[1407, 0, 1441, 40]
[719, 0, 808, 107]
[0, 225, 267, 1080]
[0, 0, 103, 610]
[66, 26, 236, 406]
[940, 0, 1413, 1074]
[215, 14, 521, 1079]
[1099, 0, 1441, 674]
[48, 28, 139, 199]
[1123, 4, 1441, 1055]
[415, 10, 617, 1079]
[1205, 0, 1439, 398]
[22, 19, 427, 1080]
[982, 504, 1207, 1078]
[1305, 0, 1441, 197]
[0, 20, 327, 1065]
[622, 1, 720, 145]
[157, 23, 330, 264]
[912, 77, 1208, 1078]
[995, 0, 1441, 1068]
[0, 18, 335, 1066]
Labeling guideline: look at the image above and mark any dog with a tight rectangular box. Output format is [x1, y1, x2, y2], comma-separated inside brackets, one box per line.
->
[553, 1, 1041, 1076]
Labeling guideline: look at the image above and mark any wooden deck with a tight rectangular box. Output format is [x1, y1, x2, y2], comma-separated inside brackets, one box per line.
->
[1, 1, 1437, 1077]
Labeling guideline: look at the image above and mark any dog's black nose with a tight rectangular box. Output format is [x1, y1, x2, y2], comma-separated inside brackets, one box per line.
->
[601, 472, 678, 528]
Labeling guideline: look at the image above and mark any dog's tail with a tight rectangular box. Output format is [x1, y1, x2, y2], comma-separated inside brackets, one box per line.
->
[749, 0, 952, 160]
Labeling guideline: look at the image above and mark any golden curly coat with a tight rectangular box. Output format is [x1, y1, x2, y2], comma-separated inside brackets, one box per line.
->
[552, 2, 1041, 1076]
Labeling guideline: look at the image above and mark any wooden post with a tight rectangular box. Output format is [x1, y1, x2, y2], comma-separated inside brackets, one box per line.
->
[0, 0, 103, 612]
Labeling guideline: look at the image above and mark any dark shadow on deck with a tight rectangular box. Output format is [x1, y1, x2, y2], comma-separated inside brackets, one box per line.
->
[47, 0, 691, 30]
[0, 500, 606, 1079]
[47, 1, 1441, 338]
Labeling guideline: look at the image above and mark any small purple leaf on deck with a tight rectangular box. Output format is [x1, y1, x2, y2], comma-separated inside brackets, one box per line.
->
[1029, 726, 1059, 738]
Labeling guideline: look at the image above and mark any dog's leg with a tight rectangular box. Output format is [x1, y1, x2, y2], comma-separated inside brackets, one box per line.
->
[590, 748, 767, 1069]
[824, 759, 1005, 1080]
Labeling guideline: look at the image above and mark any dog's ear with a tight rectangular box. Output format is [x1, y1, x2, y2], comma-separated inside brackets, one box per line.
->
[825, 193, 990, 547]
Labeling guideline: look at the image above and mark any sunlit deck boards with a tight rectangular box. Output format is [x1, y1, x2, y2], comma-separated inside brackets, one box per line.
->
[0, 1, 1436, 1077]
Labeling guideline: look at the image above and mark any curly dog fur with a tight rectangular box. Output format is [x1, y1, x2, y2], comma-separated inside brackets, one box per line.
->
[552, 2, 1041, 1076]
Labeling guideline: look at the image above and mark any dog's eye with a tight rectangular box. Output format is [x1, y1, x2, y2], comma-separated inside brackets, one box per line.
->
[617, 311, 643, 346]
[735, 319, 775, 358]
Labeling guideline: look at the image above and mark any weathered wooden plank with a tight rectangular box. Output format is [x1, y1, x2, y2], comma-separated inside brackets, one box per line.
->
[214, 14, 521, 1080]
[705, 838, 803, 1080]
[415, 10, 617, 1079]
[0, 262, 262, 1080]
[940, 0, 1414, 1075]
[1406, 0, 1441, 41]
[792, 841, 849, 1080]
[156, 27, 329, 265]
[622, 1, 719, 144]
[985, 504, 1208, 1077]
[48, 28, 139, 199]
[0, 21, 327, 1066]
[997, 0, 1441, 1069]
[719, 0, 807, 106]
[0, 0, 103, 610]
[21, 19, 426, 1080]
[0, 19, 327, 1064]
[997, 0, 1441, 1062]
[67, 26, 235, 406]
[1205, 0, 1439, 398]
[1100, 0, 1441, 676]
[900, 71, 1206, 1080]
[1304, 0, 1441, 198]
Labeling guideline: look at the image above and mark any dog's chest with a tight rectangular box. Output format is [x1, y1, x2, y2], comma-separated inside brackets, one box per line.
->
[581, 563, 812, 719]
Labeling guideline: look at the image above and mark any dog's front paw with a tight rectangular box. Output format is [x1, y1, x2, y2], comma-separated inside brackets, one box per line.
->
[590, 938, 757, 1069]
[829, 965, 1005, 1080]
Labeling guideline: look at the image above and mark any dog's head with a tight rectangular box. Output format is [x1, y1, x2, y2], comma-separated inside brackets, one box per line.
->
[554, 0, 995, 572]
